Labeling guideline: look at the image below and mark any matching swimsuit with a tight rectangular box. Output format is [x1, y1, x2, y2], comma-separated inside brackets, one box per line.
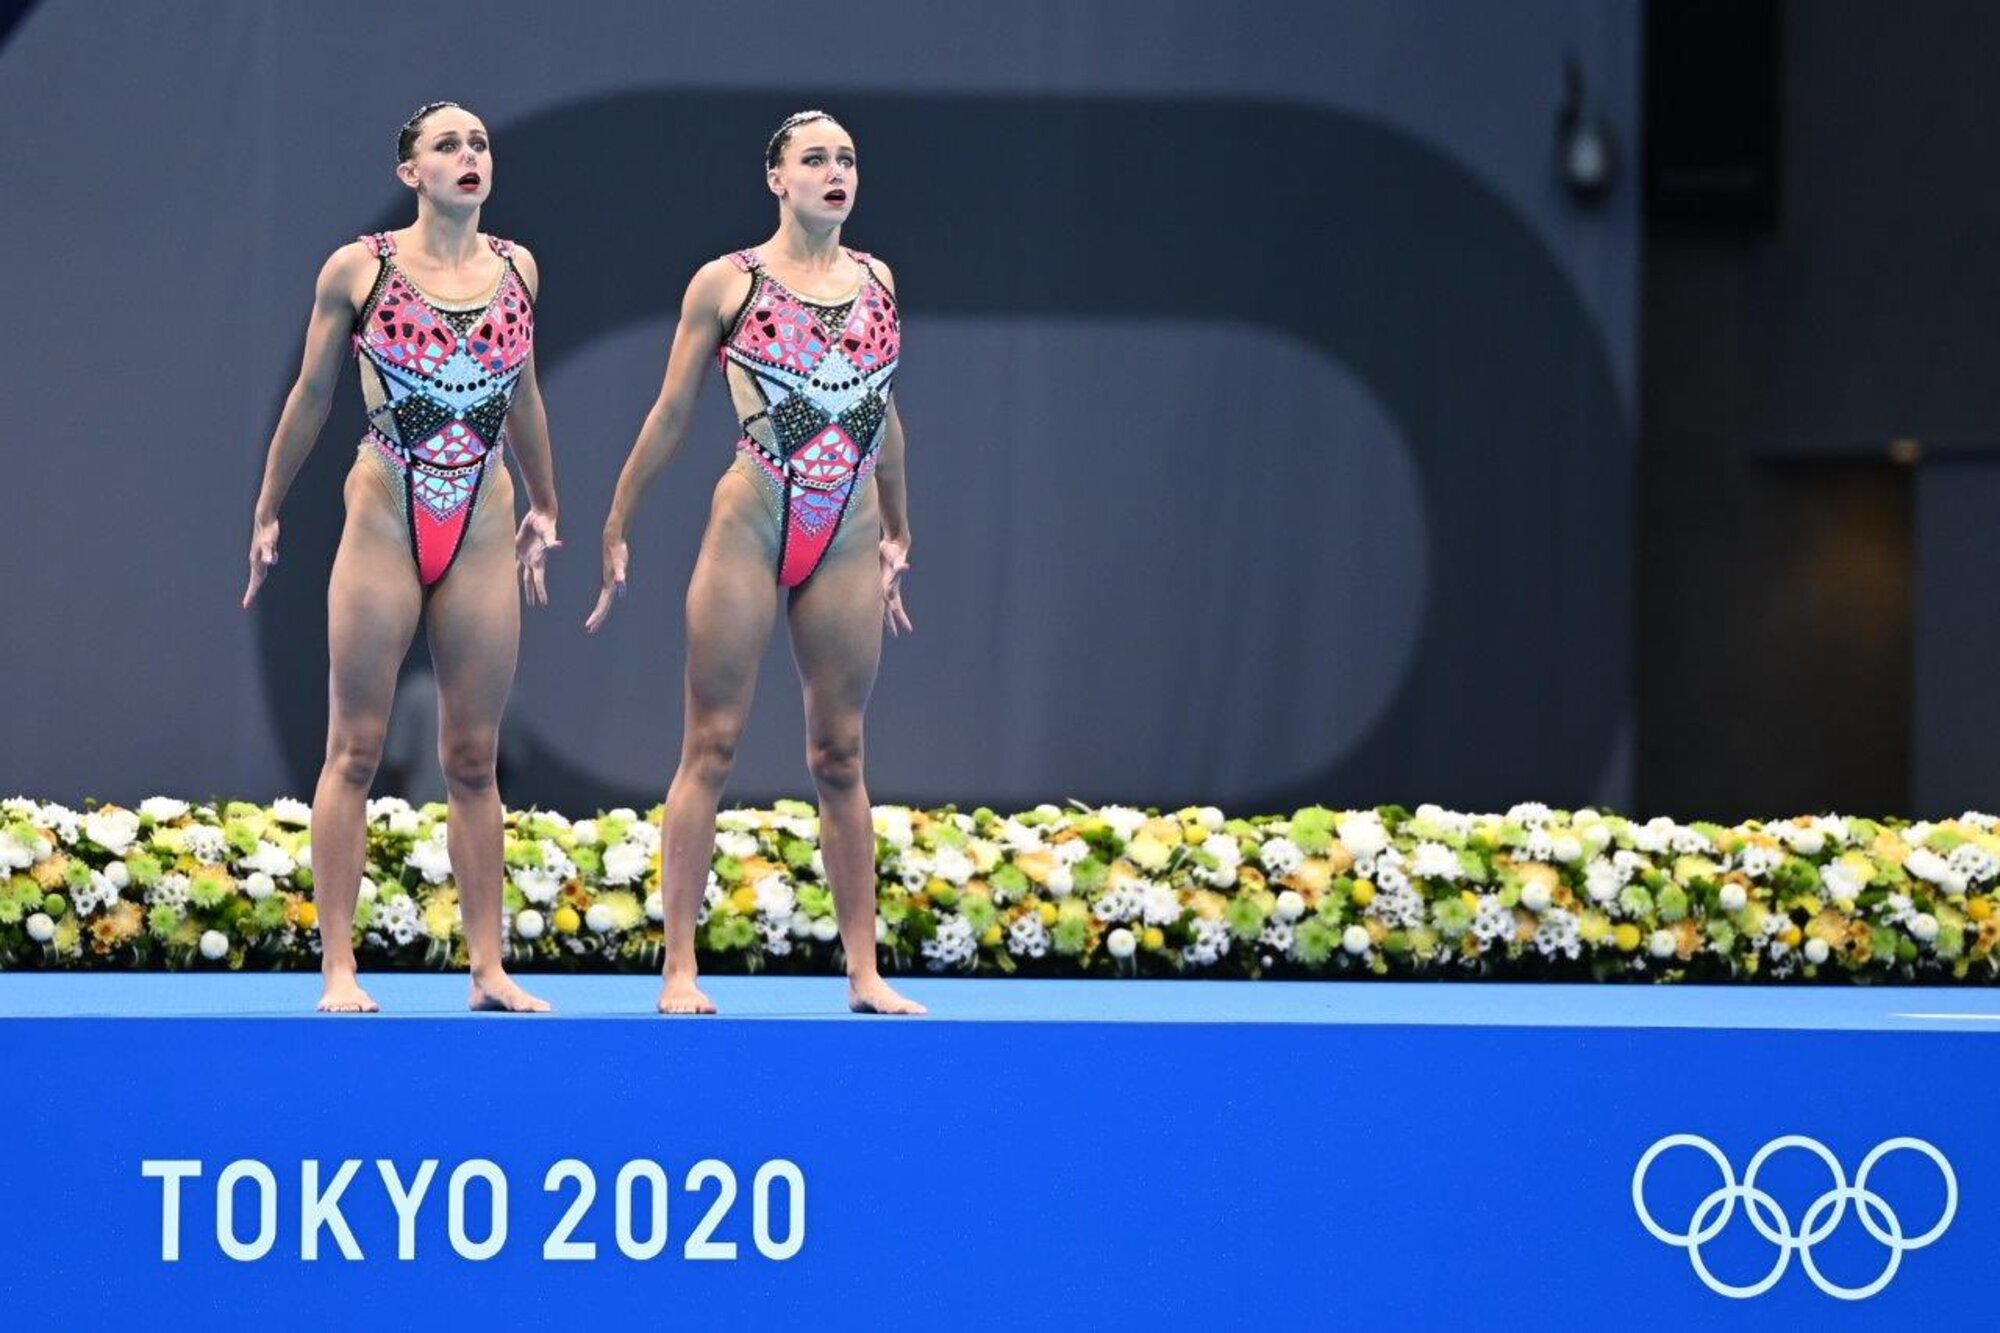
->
[351, 232, 535, 586]
[718, 247, 901, 587]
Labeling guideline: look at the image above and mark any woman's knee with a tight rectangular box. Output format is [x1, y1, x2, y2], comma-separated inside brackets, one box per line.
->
[806, 729, 864, 792]
[680, 716, 748, 789]
[324, 724, 388, 790]
[437, 730, 499, 793]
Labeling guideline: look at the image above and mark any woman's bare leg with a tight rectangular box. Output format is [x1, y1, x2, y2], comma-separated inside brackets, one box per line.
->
[659, 477, 781, 1014]
[314, 478, 422, 1013]
[788, 517, 924, 1015]
[424, 497, 547, 1012]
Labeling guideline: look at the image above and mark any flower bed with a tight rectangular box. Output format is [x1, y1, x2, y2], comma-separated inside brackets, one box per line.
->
[2, 796, 1996, 981]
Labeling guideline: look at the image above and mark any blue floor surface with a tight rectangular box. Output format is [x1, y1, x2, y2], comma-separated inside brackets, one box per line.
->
[2, 972, 1999, 1028]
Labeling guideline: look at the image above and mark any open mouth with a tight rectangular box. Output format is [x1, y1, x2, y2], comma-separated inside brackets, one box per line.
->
[457, 172, 483, 190]
[823, 189, 848, 205]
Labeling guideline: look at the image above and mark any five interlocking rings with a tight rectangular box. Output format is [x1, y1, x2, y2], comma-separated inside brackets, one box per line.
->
[1631, 1135, 1957, 1300]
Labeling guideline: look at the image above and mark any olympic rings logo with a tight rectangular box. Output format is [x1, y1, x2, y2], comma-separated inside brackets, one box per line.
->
[1631, 1135, 1957, 1299]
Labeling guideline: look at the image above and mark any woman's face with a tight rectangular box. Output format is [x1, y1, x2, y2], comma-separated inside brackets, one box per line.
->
[770, 119, 856, 224]
[400, 107, 492, 208]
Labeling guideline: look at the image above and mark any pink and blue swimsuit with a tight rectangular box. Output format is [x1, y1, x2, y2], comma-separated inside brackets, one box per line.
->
[718, 247, 901, 587]
[351, 232, 534, 586]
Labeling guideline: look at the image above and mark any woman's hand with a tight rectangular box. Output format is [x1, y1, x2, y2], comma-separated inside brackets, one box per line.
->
[241, 514, 280, 609]
[879, 535, 913, 636]
[515, 507, 562, 606]
[584, 530, 630, 633]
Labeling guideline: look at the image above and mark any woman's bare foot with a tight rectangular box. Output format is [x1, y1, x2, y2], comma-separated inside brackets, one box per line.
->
[317, 973, 380, 1014]
[657, 976, 718, 1014]
[468, 970, 552, 1013]
[849, 975, 926, 1015]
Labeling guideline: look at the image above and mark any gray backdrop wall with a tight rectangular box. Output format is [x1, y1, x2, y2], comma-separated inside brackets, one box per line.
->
[0, 0, 1637, 812]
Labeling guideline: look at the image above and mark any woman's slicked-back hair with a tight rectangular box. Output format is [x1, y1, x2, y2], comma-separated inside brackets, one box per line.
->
[397, 101, 465, 163]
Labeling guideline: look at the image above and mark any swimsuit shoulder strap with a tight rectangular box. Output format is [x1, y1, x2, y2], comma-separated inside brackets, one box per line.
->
[844, 246, 890, 297]
[485, 234, 516, 260]
[359, 231, 397, 258]
[727, 248, 764, 272]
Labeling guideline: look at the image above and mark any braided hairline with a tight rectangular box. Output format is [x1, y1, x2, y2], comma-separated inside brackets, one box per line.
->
[397, 101, 466, 163]
[765, 108, 842, 169]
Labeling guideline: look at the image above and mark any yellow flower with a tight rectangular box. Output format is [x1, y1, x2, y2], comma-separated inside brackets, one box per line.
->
[1235, 866, 1268, 894]
[296, 902, 319, 931]
[1038, 902, 1058, 926]
[969, 840, 1003, 874]
[1614, 923, 1642, 952]
[730, 885, 759, 915]
[1969, 897, 1994, 922]
[1138, 817, 1184, 847]
[552, 905, 581, 934]
[1014, 850, 1056, 885]
[1141, 927, 1166, 951]
[1349, 879, 1376, 908]
[1127, 835, 1174, 873]
[1778, 924, 1802, 948]
[422, 888, 462, 941]
[1181, 822, 1210, 847]
[980, 923, 1003, 948]
[1578, 912, 1611, 944]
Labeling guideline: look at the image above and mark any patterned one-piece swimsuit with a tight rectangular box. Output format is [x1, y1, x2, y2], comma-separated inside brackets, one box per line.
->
[351, 232, 535, 586]
[717, 247, 901, 587]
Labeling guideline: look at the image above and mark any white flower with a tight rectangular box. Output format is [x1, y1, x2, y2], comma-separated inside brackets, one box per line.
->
[714, 830, 760, 861]
[1910, 912, 1940, 943]
[761, 922, 794, 957]
[645, 893, 663, 922]
[1046, 864, 1075, 897]
[243, 872, 276, 901]
[1946, 843, 1999, 888]
[600, 840, 651, 886]
[1335, 812, 1389, 859]
[515, 909, 546, 940]
[570, 819, 601, 846]
[789, 911, 813, 939]
[715, 808, 758, 833]
[1181, 917, 1233, 968]
[101, 861, 130, 892]
[38, 803, 81, 844]
[375, 895, 426, 946]
[1096, 806, 1147, 843]
[1670, 826, 1713, 855]
[1106, 927, 1137, 959]
[1648, 929, 1677, 959]
[1903, 848, 1966, 896]
[1534, 907, 1582, 960]
[1632, 818, 1675, 855]
[1274, 890, 1306, 923]
[1007, 914, 1049, 958]
[585, 903, 618, 934]
[1905, 821, 1935, 847]
[1817, 815, 1852, 844]
[1521, 829, 1557, 864]
[1193, 807, 1224, 832]
[1551, 834, 1584, 864]
[998, 819, 1045, 853]
[26, 912, 55, 943]
[387, 811, 421, 838]
[1507, 801, 1555, 829]
[1092, 883, 1144, 924]
[874, 914, 888, 943]
[1260, 921, 1295, 955]
[198, 930, 229, 960]
[139, 797, 190, 822]
[0, 797, 36, 817]
[1471, 895, 1515, 945]
[753, 873, 796, 921]
[1718, 883, 1748, 913]
[1341, 924, 1372, 956]
[148, 873, 190, 911]
[606, 808, 638, 824]
[778, 816, 818, 841]
[809, 850, 826, 879]
[811, 915, 839, 943]
[1584, 858, 1622, 904]
[1411, 842, 1462, 881]
[406, 835, 452, 885]
[239, 839, 297, 878]
[1520, 881, 1552, 914]
[512, 866, 562, 906]
[1259, 837, 1304, 879]
[0, 828, 38, 872]
[183, 825, 227, 865]
[83, 808, 140, 856]
[359, 877, 378, 903]
[1141, 882, 1183, 927]
[1803, 937, 1831, 965]
[932, 845, 974, 887]
[1957, 811, 1996, 832]
[269, 798, 312, 827]
[871, 806, 914, 850]
[1819, 860, 1865, 906]
[920, 913, 977, 970]
[1773, 823, 1825, 857]
[366, 796, 412, 821]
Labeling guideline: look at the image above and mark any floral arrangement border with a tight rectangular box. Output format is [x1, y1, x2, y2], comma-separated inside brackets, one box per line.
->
[3, 796, 1997, 982]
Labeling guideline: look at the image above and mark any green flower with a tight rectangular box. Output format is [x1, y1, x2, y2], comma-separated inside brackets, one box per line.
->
[505, 839, 545, 870]
[1293, 917, 1340, 965]
[1657, 885, 1689, 923]
[64, 861, 90, 892]
[188, 867, 233, 910]
[706, 914, 757, 952]
[798, 885, 834, 918]
[124, 852, 164, 889]
[252, 895, 289, 932]
[1071, 857, 1109, 894]
[1224, 896, 1267, 941]
[779, 836, 815, 873]
[147, 905, 183, 938]
[712, 855, 745, 886]
[1432, 897, 1473, 938]
[989, 864, 1029, 899]
[958, 890, 998, 934]
[1618, 885, 1655, 919]
[1050, 914, 1090, 955]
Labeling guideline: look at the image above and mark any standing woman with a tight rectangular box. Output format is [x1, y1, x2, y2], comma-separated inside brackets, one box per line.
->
[588, 110, 922, 1015]
[244, 102, 563, 1013]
